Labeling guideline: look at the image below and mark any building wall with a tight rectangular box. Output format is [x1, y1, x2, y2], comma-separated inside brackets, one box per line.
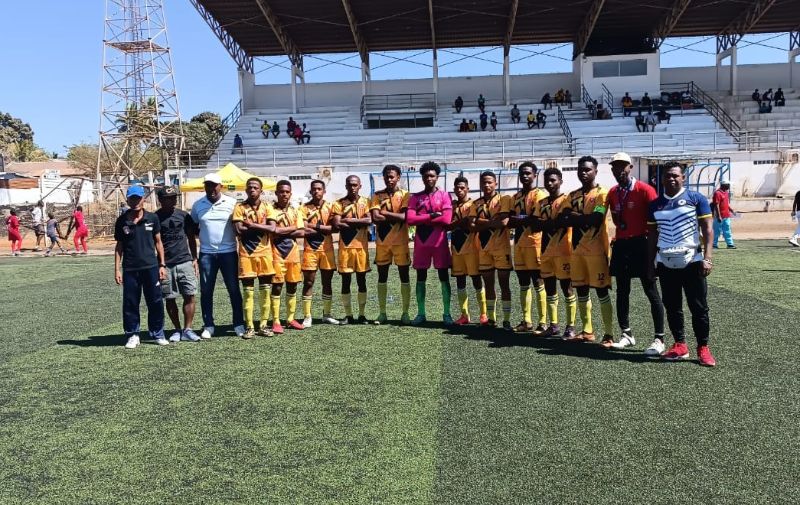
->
[578, 52, 661, 101]
[661, 63, 793, 92]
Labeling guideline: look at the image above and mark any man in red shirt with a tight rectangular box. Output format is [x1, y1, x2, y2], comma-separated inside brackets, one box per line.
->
[711, 179, 736, 249]
[606, 152, 665, 355]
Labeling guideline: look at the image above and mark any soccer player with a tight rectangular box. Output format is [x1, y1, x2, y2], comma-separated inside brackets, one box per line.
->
[509, 162, 548, 333]
[450, 177, 488, 325]
[331, 175, 372, 324]
[474, 171, 513, 330]
[267, 180, 305, 333]
[791, 190, 800, 247]
[647, 161, 716, 366]
[370, 165, 411, 324]
[533, 167, 577, 339]
[606, 152, 665, 353]
[406, 161, 453, 325]
[560, 156, 614, 343]
[232, 177, 275, 339]
[300, 180, 339, 327]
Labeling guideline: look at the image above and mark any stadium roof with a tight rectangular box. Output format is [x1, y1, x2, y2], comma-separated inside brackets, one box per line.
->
[193, 0, 798, 66]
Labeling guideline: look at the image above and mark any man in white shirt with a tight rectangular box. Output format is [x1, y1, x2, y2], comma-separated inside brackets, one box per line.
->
[191, 173, 245, 338]
[31, 200, 45, 251]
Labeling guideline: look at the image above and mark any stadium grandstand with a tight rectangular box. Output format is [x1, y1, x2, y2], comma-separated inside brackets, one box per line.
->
[187, 0, 800, 203]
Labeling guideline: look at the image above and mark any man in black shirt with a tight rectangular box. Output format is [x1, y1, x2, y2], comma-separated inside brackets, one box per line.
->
[156, 186, 201, 343]
[536, 109, 547, 129]
[114, 185, 167, 349]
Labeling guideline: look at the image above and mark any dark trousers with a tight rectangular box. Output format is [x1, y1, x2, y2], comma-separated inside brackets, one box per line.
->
[199, 251, 244, 328]
[122, 266, 165, 338]
[616, 275, 664, 334]
[657, 262, 710, 345]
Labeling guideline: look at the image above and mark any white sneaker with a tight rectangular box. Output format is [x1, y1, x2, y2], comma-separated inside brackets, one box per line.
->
[181, 329, 201, 342]
[233, 325, 246, 338]
[322, 315, 340, 325]
[124, 335, 140, 349]
[611, 330, 636, 349]
[168, 331, 182, 343]
[644, 338, 666, 356]
[200, 326, 214, 339]
[154, 337, 169, 346]
[790, 237, 799, 247]
[302, 316, 313, 328]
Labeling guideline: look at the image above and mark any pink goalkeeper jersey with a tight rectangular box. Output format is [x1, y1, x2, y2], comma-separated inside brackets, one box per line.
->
[406, 188, 452, 248]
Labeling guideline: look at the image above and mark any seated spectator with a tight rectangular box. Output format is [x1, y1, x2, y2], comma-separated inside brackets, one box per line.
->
[231, 134, 244, 154]
[751, 89, 761, 105]
[762, 88, 773, 106]
[301, 123, 311, 144]
[293, 124, 304, 144]
[261, 120, 271, 138]
[656, 107, 671, 124]
[490, 112, 498, 131]
[479, 112, 488, 131]
[510, 104, 521, 124]
[536, 109, 547, 129]
[759, 102, 773, 114]
[634, 110, 645, 132]
[564, 90, 573, 108]
[641, 92, 652, 107]
[287, 117, 297, 137]
[645, 110, 657, 131]
[681, 90, 692, 104]
[459, 119, 469, 132]
[589, 100, 599, 120]
[455, 96, 464, 113]
[468, 119, 477, 132]
[478, 94, 486, 113]
[597, 103, 612, 120]
[526, 110, 536, 129]
[541, 93, 553, 110]
[271, 121, 280, 138]
[554, 88, 565, 104]
[775, 88, 786, 106]
[622, 93, 633, 117]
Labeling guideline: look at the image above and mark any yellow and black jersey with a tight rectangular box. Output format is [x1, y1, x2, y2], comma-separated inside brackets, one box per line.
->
[268, 203, 303, 263]
[474, 193, 512, 252]
[562, 186, 609, 257]
[300, 200, 334, 252]
[370, 189, 410, 247]
[332, 196, 371, 250]
[535, 193, 572, 258]
[450, 198, 477, 255]
[512, 187, 547, 248]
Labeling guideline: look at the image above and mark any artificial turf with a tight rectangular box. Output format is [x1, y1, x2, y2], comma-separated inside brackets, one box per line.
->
[0, 240, 798, 504]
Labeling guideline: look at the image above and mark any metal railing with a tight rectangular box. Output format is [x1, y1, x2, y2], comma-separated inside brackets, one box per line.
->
[557, 106, 574, 155]
[662, 82, 742, 144]
[183, 99, 242, 169]
[601, 83, 614, 112]
[581, 84, 593, 110]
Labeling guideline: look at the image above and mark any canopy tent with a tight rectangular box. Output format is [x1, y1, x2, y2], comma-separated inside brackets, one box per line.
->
[181, 163, 276, 192]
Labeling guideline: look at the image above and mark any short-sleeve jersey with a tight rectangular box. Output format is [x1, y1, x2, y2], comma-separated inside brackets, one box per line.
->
[267, 202, 303, 263]
[300, 200, 334, 252]
[648, 188, 712, 265]
[563, 185, 610, 257]
[370, 189, 409, 247]
[451, 198, 478, 256]
[332, 196, 370, 250]
[535, 194, 572, 257]
[232, 200, 273, 258]
[113, 211, 161, 271]
[512, 187, 547, 248]
[474, 192, 512, 252]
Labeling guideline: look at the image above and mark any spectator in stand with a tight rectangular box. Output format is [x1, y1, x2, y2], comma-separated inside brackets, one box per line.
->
[634, 110, 645, 132]
[645, 109, 657, 131]
[478, 94, 486, 113]
[589, 100, 598, 119]
[527, 110, 536, 129]
[554, 89, 565, 105]
[762, 88, 773, 106]
[293, 124, 304, 144]
[641, 92, 652, 108]
[271, 121, 280, 138]
[759, 102, 773, 114]
[261, 120, 271, 138]
[711, 179, 736, 249]
[301, 123, 311, 144]
[536, 109, 547, 129]
[454, 96, 464, 113]
[622, 93, 633, 117]
[775, 88, 786, 106]
[459, 119, 469, 132]
[541, 92, 553, 110]
[490, 112, 498, 131]
[656, 106, 671, 124]
[510, 104, 521, 124]
[232, 134, 244, 154]
[479, 111, 488, 131]
[599, 104, 612, 120]
[468, 120, 477, 132]
[564, 90, 573, 108]
[751, 89, 761, 105]
[286, 117, 297, 138]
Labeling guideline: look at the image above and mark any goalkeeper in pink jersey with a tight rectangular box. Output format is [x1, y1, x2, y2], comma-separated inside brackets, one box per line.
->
[406, 161, 454, 325]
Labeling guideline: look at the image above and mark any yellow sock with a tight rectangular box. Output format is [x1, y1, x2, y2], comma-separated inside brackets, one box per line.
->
[377, 283, 388, 315]
[577, 295, 593, 334]
[322, 294, 332, 316]
[477, 288, 488, 316]
[520, 285, 532, 323]
[566, 294, 577, 327]
[271, 295, 282, 325]
[487, 298, 496, 321]
[458, 288, 469, 317]
[258, 284, 271, 328]
[286, 292, 297, 322]
[357, 291, 367, 317]
[535, 284, 547, 325]
[341, 293, 352, 317]
[502, 299, 512, 323]
[547, 294, 559, 325]
[400, 282, 411, 314]
[243, 286, 255, 329]
[599, 294, 614, 336]
[303, 295, 313, 319]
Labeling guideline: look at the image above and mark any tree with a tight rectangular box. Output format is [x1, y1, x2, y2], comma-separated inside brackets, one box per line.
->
[4, 140, 49, 162]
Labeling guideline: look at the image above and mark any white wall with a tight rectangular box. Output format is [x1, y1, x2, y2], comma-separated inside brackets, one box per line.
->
[662, 63, 792, 93]
[578, 52, 661, 100]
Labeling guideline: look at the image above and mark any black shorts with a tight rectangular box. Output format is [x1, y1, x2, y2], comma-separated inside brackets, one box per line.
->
[34, 224, 45, 236]
[610, 236, 649, 278]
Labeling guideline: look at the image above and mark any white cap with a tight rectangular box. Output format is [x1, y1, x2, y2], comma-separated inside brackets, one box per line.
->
[203, 173, 222, 184]
[610, 152, 632, 164]
[720, 178, 730, 185]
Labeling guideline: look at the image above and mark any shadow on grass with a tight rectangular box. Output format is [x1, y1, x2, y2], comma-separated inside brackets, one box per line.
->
[57, 325, 235, 347]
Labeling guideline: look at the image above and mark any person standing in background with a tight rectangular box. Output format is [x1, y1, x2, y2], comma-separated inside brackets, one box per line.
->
[6, 209, 22, 256]
[31, 200, 45, 251]
[711, 179, 736, 249]
[790, 190, 800, 247]
[69, 205, 89, 254]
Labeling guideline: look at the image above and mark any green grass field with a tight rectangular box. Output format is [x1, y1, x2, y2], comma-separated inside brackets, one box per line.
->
[1, 240, 799, 504]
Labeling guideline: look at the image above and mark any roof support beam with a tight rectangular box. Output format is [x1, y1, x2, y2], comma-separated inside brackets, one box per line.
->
[573, 0, 605, 59]
[189, 0, 253, 72]
[503, 0, 519, 57]
[716, 0, 777, 52]
[429, 0, 438, 96]
[341, 0, 369, 66]
[254, 0, 304, 70]
[652, 0, 692, 49]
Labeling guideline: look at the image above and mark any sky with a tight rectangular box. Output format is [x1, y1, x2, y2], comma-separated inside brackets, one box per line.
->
[0, 1, 791, 156]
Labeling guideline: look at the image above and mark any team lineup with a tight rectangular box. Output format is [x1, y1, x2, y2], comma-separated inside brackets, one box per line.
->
[114, 153, 717, 366]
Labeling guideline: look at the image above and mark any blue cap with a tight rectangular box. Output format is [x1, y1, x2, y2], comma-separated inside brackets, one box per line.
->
[126, 185, 146, 198]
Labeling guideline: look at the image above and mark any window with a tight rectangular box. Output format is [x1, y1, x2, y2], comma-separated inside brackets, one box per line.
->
[593, 61, 618, 78]
[620, 59, 647, 76]
[593, 59, 647, 78]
